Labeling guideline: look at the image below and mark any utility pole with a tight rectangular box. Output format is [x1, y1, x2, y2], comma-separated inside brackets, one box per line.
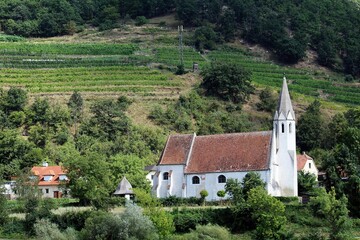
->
[178, 25, 184, 66]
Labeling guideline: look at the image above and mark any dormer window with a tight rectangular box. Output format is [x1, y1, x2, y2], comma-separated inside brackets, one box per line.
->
[59, 175, 68, 181]
[43, 175, 53, 181]
[281, 123, 284, 133]
[309, 163, 311, 169]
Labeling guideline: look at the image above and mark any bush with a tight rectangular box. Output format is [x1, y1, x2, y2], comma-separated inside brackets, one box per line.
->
[1, 218, 25, 236]
[81, 204, 158, 240]
[51, 210, 92, 231]
[0, 194, 8, 225]
[34, 218, 78, 240]
[145, 207, 175, 238]
[135, 16, 149, 26]
[173, 224, 232, 240]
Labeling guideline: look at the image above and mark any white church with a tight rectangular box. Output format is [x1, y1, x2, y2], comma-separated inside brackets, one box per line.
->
[151, 77, 298, 200]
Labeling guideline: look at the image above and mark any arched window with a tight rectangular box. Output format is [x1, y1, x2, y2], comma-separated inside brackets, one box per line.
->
[281, 123, 284, 133]
[218, 175, 226, 183]
[163, 172, 169, 180]
[289, 123, 292, 133]
[192, 176, 200, 184]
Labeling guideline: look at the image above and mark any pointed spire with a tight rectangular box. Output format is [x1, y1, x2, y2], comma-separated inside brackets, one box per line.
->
[277, 76, 295, 119]
[113, 176, 134, 195]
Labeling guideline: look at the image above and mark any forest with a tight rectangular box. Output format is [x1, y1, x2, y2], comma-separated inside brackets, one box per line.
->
[0, 0, 360, 77]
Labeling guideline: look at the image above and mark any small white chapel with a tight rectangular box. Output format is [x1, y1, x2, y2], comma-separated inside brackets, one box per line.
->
[151, 77, 298, 200]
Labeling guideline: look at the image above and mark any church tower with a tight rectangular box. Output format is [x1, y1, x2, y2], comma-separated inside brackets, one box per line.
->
[272, 77, 298, 196]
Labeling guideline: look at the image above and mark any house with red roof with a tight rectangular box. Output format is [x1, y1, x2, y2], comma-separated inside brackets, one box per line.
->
[152, 77, 298, 200]
[31, 163, 68, 198]
[297, 152, 319, 179]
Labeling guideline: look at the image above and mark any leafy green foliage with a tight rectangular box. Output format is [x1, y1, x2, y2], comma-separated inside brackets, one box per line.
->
[194, 26, 218, 51]
[247, 187, 286, 240]
[80, 97, 131, 141]
[297, 100, 325, 152]
[34, 219, 78, 240]
[67, 91, 83, 136]
[0, 186, 8, 226]
[298, 171, 317, 194]
[145, 207, 175, 238]
[173, 224, 232, 240]
[63, 152, 113, 209]
[241, 172, 266, 199]
[256, 87, 277, 112]
[201, 62, 254, 103]
[149, 91, 256, 134]
[81, 204, 159, 240]
[309, 188, 352, 240]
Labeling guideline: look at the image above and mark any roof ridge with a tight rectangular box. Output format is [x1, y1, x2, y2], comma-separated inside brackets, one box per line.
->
[195, 130, 272, 138]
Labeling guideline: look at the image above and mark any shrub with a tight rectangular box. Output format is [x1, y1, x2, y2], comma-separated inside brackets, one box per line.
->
[81, 204, 158, 240]
[173, 224, 232, 240]
[175, 64, 186, 75]
[1, 218, 25, 236]
[247, 187, 287, 240]
[51, 210, 92, 231]
[0, 193, 8, 225]
[34, 218, 78, 240]
[135, 16, 149, 26]
[145, 207, 175, 238]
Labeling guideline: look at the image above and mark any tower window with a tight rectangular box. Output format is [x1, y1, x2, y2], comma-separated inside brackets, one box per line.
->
[281, 123, 284, 133]
[163, 172, 169, 180]
[289, 123, 292, 133]
[309, 163, 311, 169]
[192, 176, 200, 184]
[218, 175, 226, 183]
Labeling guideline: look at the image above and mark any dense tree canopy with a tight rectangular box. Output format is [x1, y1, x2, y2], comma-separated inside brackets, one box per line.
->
[201, 62, 254, 103]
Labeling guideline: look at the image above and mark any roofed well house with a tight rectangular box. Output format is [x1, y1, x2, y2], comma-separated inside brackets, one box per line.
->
[152, 77, 298, 200]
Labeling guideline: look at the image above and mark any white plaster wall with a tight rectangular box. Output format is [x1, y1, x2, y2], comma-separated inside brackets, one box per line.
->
[39, 186, 62, 198]
[146, 171, 155, 186]
[274, 117, 298, 197]
[155, 165, 184, 198]
[185, 171, 269, 201]
[301, 160, 319, 179]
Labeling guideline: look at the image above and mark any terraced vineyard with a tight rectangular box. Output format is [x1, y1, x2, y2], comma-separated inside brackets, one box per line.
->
[155, 46, 206, 69]
[0, 39, 359, 106]
[208, 50, 360, 106]
[0, 42, 186, 100]
[0, 66, 183, 95]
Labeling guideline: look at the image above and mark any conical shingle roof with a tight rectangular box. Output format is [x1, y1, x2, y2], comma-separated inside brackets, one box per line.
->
[113, 176, 134, 195]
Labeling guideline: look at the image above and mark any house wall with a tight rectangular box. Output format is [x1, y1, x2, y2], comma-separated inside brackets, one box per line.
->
[38, 186, 63, 198]
[146, 171, 155, 186]
[153, 165, 184, 198]
[185, 171, 269, 201]
[301, 160, 319, 179]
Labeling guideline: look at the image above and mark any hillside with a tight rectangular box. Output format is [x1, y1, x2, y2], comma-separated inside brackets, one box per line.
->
[0, 20, 358, 124]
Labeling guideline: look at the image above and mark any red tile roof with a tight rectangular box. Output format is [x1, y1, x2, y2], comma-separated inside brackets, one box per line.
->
[158, 134, 194, 165]
[158, 131, 272, 173]
[31, 166, 67, 186]
[297, 153, 313, 171]
[185, 131, 272, 174]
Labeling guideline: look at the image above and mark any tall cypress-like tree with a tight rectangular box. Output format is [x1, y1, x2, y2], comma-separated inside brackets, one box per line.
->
[67, 91, 83, 137]
[297, 100, 324, 152]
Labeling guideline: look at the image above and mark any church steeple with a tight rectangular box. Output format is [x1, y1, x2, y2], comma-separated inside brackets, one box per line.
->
[276, 77, 295, 120]
[271, 76, 297, 197]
